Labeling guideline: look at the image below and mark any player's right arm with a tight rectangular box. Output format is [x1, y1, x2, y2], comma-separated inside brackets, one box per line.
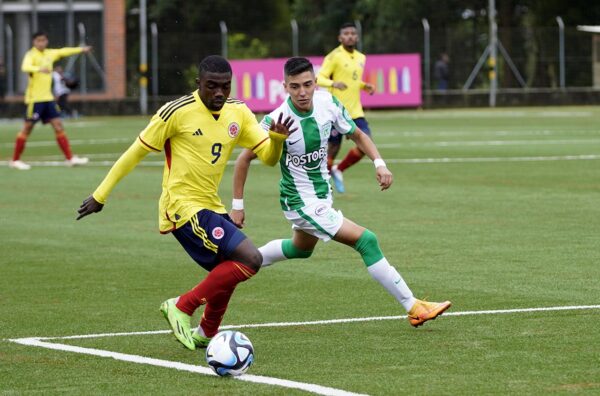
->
[76, 141, 149, 220]
[317, 53, 346, 90]
[77, 107, 175, 220]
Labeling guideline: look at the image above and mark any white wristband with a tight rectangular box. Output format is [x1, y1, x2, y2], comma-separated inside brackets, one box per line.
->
[373, 158, 386, 168]
[232, 199, 244, 210]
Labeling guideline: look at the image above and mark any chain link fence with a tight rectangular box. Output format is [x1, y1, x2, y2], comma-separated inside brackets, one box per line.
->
[129, 22, 595, 98]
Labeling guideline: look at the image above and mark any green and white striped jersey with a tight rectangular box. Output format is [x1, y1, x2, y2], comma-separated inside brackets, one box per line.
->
[260, 91, 357, 210]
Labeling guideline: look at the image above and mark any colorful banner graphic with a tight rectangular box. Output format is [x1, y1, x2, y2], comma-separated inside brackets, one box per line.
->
[229, 54, 421, 113]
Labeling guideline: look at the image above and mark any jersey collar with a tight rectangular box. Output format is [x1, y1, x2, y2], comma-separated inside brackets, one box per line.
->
[286, 96, 313, 118]
[339, 44, 355, 56]
[193, 89, 222, 116]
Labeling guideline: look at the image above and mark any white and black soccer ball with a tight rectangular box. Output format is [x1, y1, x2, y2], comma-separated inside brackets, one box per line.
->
[205, 330, 254, 377]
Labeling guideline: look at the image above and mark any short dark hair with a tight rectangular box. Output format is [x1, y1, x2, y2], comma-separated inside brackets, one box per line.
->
[198, 55, 232, 77]
[32, 31, 48, 40]
[284, 57, 313, 77]
[339, 22, 356, 32]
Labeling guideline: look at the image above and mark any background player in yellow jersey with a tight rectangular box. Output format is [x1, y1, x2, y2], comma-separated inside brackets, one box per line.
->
[9, 31, 91, 170]
[317, 22, 375, 193]
[77, 55, 296, 351]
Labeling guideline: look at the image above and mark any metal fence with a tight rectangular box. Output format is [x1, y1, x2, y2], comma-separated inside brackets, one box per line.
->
[1, 16, 597, 100]
[123, 21, 596, 100]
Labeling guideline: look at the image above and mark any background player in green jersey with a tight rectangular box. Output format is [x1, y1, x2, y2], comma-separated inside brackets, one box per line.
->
[232, 57, 451, 328]
[77, 55, 296, 350]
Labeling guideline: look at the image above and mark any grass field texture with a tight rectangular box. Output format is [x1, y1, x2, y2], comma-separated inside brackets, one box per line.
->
[1, 107, 599, 395]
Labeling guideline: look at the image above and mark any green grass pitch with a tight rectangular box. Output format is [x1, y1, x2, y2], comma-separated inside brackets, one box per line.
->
[1, 107, 599, 394]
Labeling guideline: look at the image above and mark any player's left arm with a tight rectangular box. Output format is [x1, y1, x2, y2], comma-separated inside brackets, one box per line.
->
[360, 56, 375, 94]
[361, 82, 375, 95]
[55, 46, 92, 60]
[239, 109, 296, 166]
[230, 149, 258, 228]
[77, 108, 172, 220]
[348, 129, 393, 191]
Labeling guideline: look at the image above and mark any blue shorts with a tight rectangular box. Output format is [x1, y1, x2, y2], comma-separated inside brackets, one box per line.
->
[328, 117, 371, 145]
[172, 209, 247, 271]
[25, 101, 61, 123]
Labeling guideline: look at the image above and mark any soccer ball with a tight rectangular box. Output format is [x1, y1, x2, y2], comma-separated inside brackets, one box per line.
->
[205, 330, 254, 377]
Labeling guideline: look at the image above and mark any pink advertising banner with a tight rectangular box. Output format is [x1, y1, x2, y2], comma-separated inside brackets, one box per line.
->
[229, 54, 422, 113]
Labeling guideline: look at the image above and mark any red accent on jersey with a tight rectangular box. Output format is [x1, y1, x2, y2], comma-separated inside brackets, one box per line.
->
[138, 135, 160, 152]
[164, 138, 172, 170]
[159, 227, 176, 235]
[157, 139, 175, 233]
[160, 211, 177, 234]
[251, 136, 269, 151]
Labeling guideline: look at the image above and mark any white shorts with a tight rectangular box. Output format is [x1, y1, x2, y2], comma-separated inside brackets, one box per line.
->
[284, 200, 343, 242]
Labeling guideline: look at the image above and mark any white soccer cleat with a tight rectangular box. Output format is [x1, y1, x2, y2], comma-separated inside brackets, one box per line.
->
[9, 160, 31, 170]
[330, 165, 345, 193]
[66, 155, 89, 166]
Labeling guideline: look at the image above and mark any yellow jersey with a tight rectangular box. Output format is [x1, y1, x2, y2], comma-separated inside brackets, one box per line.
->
[317, 45, 368, 119]
[137, 90, 284, 233]
[21, 47, 83, 104]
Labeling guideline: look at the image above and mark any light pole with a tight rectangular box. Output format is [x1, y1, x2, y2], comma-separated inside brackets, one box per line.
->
[488, 0, 497, 107]
[291, 19, 299, 57]
[151, 22, 159, 98]
[220, 21, 228, 58]
[422, 18, 430, 91]
[556, 16, 565, 89]
[139, 0, 148, 114]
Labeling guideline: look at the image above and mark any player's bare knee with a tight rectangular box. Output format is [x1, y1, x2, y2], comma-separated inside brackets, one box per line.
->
[229, 239, 262, 272]
[244, 248, 262, 272]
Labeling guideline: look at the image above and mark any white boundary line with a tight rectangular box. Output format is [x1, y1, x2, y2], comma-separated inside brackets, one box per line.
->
[16, 304, 600, 341]
[6, 305, 600, 395]
[17, 136, 600, 161]
[2, 154, 600, 169]
[9, 338, 365, 396]
[383, 154, 600, 163]
[377, 139, 600, 147]
[4, 135, 600, 149]
[0, 137, 132, 148]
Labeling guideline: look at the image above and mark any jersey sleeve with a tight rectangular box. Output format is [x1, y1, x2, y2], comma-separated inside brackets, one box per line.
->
[138, 104, 178, 152]
[237, 106, 285, 166]
[54, 47, 84, 61]
[21, 51, 39, 73]
[92, 141, 149, 204]
[317, 53, 336, 88]
[237, 105, 271, 150]
[331, 95, 356, 135]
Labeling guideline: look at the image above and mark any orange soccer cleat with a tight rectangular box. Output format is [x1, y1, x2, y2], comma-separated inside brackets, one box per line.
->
[408, 299, 452, 327]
